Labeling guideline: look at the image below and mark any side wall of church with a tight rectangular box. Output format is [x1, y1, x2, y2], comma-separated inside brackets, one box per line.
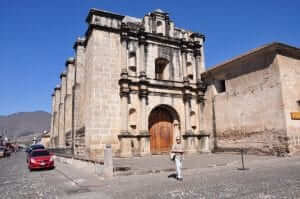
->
[203, 52, 287, 154]
[83, 29, 122, 159]
[277, 54, 300, 153]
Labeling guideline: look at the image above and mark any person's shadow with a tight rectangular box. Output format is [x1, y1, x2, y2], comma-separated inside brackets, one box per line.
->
[168, 173, 177, 179]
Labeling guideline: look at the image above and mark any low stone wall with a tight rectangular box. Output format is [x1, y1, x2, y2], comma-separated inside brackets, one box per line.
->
[54, 155, 104, 176]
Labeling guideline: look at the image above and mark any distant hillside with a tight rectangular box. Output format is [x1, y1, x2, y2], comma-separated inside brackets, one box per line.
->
[0, 111, 51, 138]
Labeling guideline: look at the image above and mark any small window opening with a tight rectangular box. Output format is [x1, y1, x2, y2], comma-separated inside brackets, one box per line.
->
[215, 80, 226, 93]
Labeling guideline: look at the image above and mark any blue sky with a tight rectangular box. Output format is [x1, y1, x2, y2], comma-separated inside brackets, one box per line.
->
[0, 0, 299, 115]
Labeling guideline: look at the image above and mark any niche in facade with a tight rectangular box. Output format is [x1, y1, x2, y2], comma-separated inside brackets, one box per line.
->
[129, 108, 137, 130]
[156, 21, 164, 35]
[186, 54, 194, 80]
[190, 111, 196, 130]
[155, 58, 169, 80]
[128, 42, 137, 74]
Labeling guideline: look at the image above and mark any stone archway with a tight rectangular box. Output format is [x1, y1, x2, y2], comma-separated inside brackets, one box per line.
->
[148, 105, 180, 154]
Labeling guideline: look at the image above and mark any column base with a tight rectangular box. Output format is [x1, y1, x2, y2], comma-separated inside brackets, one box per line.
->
[183, 132, 197, 154]
[118, 134, 135, 158]
[183, 132, 211, 153]
[137, 134, 151, 156]
[200, 134, 211, 153]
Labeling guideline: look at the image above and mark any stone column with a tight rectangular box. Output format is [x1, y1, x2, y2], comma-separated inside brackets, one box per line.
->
[59, 72, 67, 148]
[118, 70, 132, 157]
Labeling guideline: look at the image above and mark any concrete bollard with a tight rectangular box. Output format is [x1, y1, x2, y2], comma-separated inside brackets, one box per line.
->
[103, 144, 113, 178]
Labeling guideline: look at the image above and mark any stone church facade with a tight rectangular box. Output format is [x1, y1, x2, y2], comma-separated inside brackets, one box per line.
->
[49, 8, 300, 159]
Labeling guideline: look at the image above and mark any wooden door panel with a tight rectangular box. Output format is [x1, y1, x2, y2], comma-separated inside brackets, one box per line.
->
[149, 108, 173, 154]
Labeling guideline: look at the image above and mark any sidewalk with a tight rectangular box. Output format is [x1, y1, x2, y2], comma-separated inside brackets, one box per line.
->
[55, 152, 277, 182]
[113, 153, 276, 176]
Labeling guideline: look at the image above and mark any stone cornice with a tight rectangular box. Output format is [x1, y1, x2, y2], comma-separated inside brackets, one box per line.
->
[73, 37, 86, 50]
[85, 8, 124, 24]
[85, 24, 121, 44]
[190, 32, 205, 41]
[60, 71, 67, 79]
[65, 57, 75, 67]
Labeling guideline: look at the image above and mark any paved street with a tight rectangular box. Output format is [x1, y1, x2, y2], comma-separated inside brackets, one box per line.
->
[1, 152, 300, 198]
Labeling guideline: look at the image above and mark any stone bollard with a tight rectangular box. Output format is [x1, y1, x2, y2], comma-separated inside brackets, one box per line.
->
[103, 144, 113, 178]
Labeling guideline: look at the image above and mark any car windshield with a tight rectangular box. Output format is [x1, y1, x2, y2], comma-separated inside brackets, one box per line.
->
[31, 145, 45, 150]
[31, 151, 50, 157]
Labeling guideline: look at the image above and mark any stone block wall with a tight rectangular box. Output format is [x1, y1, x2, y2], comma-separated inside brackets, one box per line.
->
[277, 54, 300, 153]
[83, 29, 122, 160]
[203, 52, 287, 154]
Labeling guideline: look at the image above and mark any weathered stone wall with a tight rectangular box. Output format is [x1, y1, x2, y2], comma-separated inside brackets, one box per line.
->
[83, 29, 122, 160]
[277, 54, 300, 153]
[203, 52, 287, 154]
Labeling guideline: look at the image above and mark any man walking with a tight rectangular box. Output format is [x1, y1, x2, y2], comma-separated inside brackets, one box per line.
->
[171, 136, 184, 181]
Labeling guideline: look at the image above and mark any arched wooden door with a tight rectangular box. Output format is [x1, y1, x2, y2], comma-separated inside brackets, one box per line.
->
[149, 107, 173, 154]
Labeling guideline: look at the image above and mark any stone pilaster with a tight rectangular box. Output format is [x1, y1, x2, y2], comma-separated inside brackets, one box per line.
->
[118, 69, 132, 157]
[196, 81, 210, 153]
[121, 24, 129, 71]
[200, 38, 206, 72]
[138, 30, 147, 75]
[191, 33, 206, 74]
[183, 78, 192, 134]
[138, 71, 151, 156]
[181, 43, 188, 78]
[183, 78, 197, 153]
[194, 47, 202, 81]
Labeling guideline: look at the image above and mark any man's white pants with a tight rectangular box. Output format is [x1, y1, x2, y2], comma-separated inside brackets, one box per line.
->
[175, 156, 182, 179]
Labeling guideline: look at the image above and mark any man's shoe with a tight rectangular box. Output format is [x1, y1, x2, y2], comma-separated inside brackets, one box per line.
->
[177, 177, 183, 181]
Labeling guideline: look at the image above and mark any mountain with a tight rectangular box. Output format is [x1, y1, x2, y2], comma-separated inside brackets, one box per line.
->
[0, 111, 51, 138]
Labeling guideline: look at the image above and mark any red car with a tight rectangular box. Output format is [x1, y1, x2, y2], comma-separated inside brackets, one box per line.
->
[27, 149, 54, 171]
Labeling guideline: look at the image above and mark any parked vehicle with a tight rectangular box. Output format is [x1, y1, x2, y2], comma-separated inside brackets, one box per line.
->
[0, 147, 11, 157]
[0, 147, 5, 158]
[26, 144, 45, 154]
[27, 149, 54, 171]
